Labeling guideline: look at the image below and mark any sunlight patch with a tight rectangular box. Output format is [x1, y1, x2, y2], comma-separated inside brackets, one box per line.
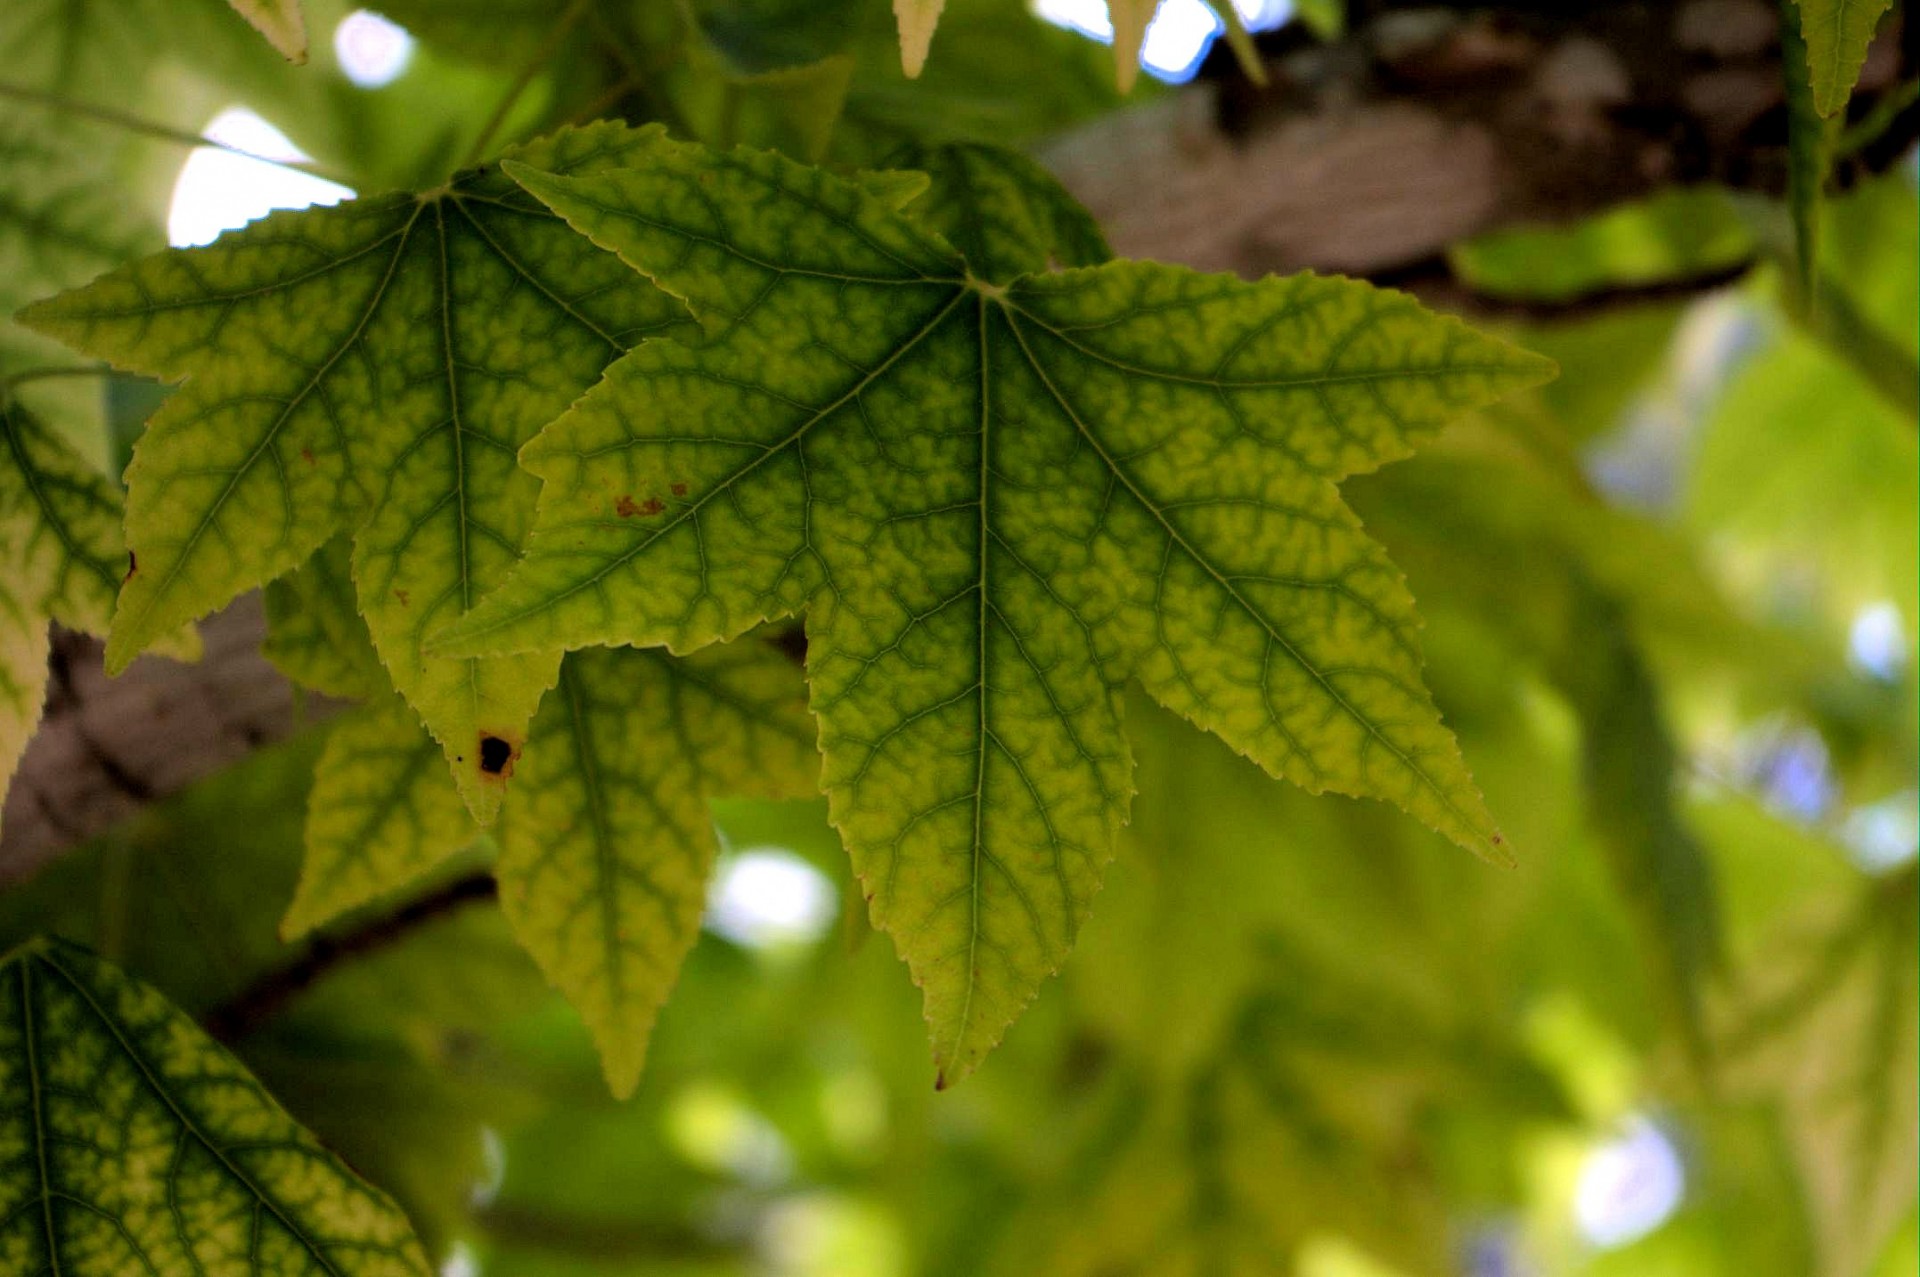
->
[1033, 0, 1294, 83]
[334, 10, 415, 88]
[1848, 600, 1907, 682]
[1573, 1116, 1685, 1249]
[707, 848, 837, 950]
[166, 108, 353, 248]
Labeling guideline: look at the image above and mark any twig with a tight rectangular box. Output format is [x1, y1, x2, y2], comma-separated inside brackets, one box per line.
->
[1379, 255, 1759, 322]
[0, 81, 354, 187]
[202, 872, 498, 1040]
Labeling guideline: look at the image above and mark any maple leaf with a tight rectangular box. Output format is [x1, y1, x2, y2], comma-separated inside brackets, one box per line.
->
[260, 534, 388, 700]
[0, 393, 198, 836]
[19, 121, 691, 821]
[498, 639, 818, 1095]
[432, 130, 1555, 1083]
[282, 691, 480, 941]
[0, 937, 431, 1276]
[280, 637, 817, 1097]
[886, 141, 1112, 283]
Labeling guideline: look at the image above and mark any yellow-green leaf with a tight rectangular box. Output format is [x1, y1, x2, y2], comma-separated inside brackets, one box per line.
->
[21, 121, 690, 822]
[890, 141, 1112, 284]
[0, 936, 431, 1276]
[261, 536, 387, 701]
[279, 636, 817, 1090]
[498, 640, 817, 1097]
[435, 132, 1552, 1084]
[0, 393, 182, 837]
[1790, 0, 1895, 117]
[283, 694, 480, 939]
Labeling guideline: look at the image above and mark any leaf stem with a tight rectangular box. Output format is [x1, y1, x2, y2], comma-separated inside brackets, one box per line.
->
[0, 81, 354, 186]
[462, 0, 593, 168]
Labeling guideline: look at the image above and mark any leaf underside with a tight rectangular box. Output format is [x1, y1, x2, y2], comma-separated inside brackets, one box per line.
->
[20, 120, 690, 821]
[0, 937, 430, 1275]
[282, 638, 816, 1096]
[498, 640, 818, 1096]
[0, 395, 199, 836]
[432, 128, 1554, 1083]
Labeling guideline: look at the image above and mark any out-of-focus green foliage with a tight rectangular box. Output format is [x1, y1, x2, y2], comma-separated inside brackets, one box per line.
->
[1449, 189, 1757, 304]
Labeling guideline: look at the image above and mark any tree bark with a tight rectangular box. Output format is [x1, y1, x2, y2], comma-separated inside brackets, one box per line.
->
[1041, 0, 1914, 283]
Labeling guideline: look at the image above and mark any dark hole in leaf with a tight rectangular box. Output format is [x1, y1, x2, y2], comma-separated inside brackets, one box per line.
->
[479, 734, 515, 776]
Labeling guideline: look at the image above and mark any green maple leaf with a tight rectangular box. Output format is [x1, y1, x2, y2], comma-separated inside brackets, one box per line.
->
[282, 692, 480, 940]
[499, 640, 817, 1095]
[886, 141, 1111, 283]
[1789, 0, 1895, 117]
[19, 121, 690, 820]
[282, 638, 816, 1095]
[0, 937, 431, 1276]
[0, 393, 198, 835]
[433, 130, 1554, 1083]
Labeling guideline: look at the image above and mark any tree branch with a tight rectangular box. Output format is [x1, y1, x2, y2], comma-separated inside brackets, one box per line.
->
[1043, 0, 1914, 278]
[202, 872, 499, 1041]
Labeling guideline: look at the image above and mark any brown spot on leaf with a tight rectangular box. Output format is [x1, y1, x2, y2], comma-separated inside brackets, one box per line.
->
[670, 482, 688, 497]
[123, 551, 136, 582]
[478, 733, 518, 778]
[300, 447, 316, 466]
[394, 589, 409, 606]
[615, 494, 640, 518]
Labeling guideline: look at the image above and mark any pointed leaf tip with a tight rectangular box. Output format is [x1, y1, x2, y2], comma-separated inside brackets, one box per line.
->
[894, 0, 947, 77]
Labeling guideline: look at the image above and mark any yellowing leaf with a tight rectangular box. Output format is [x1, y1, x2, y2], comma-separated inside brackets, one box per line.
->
[894, 0, 947, 77]
[283, 694, 480, 939]
[227, 0, 307, 62]
[261, 535, 386, 700]
[280, 637, 816, 1090]
[21, 121, 690, 821]
[0, 394, 194, 837]
[0, 937, 431, 1276]
[435, 132, 1553, 1084]
[1790, 0, 1895, 117]
[499, 640, 817, 1097]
